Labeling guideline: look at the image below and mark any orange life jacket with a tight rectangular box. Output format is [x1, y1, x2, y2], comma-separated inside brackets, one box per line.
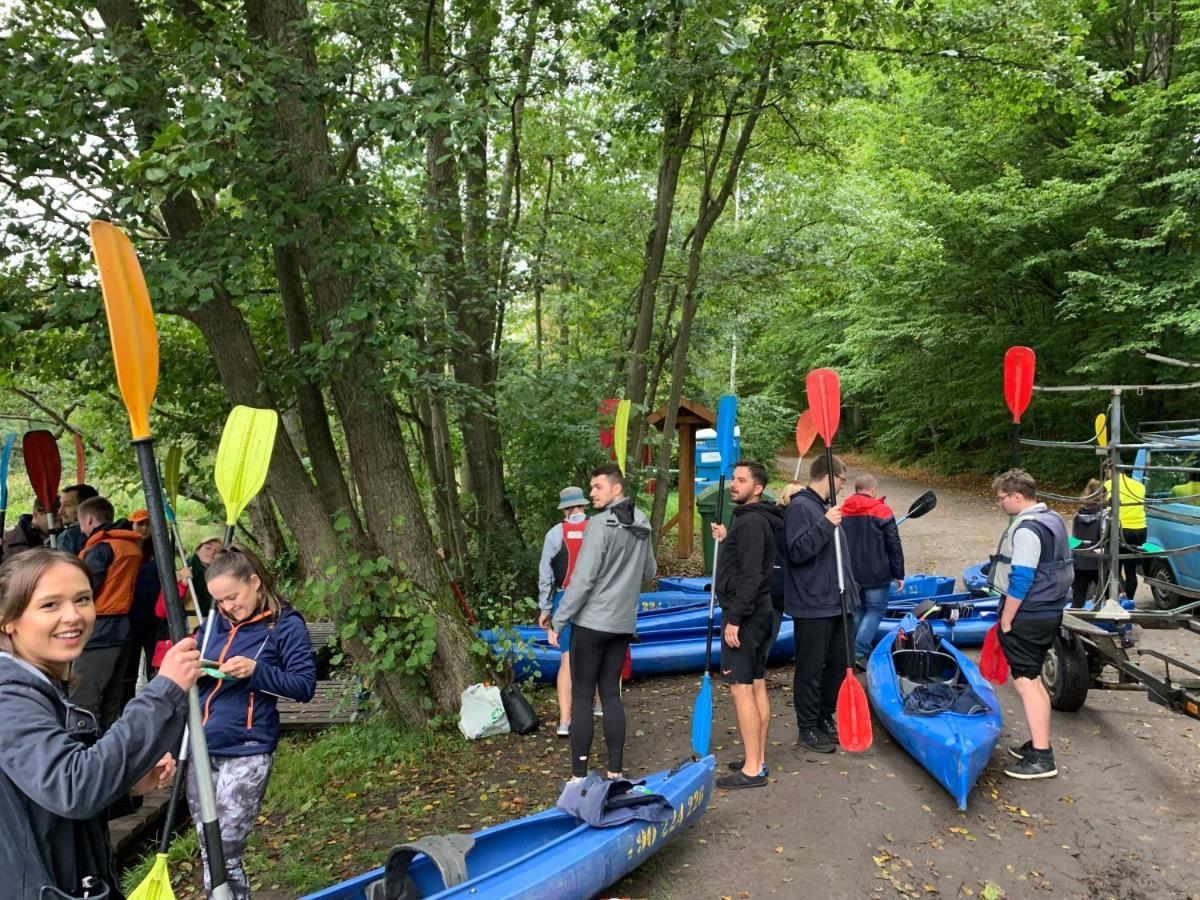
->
[80, 526, 144, 616]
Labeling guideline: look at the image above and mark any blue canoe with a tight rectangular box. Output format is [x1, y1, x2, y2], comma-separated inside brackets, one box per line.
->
[961, 560, 993, 595]
[301, 755, 717, 900]
[867, 613, 1002, 811]
[493, 619, 795, 682]
[659, 572, 956, 600]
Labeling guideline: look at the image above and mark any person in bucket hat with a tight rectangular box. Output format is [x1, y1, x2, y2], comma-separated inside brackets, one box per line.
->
[538, 486, 591, 736]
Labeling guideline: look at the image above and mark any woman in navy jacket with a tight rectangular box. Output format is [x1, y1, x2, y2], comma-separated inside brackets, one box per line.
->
[189, 545, 315, 900]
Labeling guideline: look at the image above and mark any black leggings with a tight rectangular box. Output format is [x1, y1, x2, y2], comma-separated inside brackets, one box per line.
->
[1120, 528, 1147, 598]
[568, 624, 631, 777]
[1071, 570, 1099, 608]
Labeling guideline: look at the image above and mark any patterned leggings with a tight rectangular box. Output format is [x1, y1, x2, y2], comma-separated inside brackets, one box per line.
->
[186, 752, 274, 900]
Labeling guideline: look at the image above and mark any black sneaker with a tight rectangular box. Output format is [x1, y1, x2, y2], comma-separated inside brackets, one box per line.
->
[1008, 740, 1033, 760]
[726, 759, 769, 776]
[717, 769, 768, 789]
[817, 716, 839, 744]
[797, 726, 837, 754]
[1004, 750, 1057, 780]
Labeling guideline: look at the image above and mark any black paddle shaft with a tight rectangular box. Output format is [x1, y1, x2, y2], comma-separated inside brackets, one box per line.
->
[824, 448, 857, 669]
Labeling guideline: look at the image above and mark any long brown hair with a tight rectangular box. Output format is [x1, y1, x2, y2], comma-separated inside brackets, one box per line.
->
[205, 543, 282, 619]
[0, 549, 95, 676]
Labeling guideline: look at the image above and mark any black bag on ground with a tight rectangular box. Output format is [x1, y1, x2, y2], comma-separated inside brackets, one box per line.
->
[500, 683, 539, 734]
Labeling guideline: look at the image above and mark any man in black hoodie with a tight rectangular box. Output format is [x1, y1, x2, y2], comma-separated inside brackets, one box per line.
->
[784, 453, 856, 754]
[712, 459, 783, 789]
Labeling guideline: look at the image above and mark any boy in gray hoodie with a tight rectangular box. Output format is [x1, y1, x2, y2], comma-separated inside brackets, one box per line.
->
[551, 463, 656, 779]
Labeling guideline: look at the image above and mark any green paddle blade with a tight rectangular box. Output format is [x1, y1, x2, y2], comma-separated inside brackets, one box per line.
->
[613, 399, 631, 475]
[214, 406, 278, 528]
[164, 445, 182, 513]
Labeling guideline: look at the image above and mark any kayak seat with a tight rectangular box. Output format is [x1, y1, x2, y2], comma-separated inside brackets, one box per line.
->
[892, 649, 960, 696]
[366, 834, 476, 900]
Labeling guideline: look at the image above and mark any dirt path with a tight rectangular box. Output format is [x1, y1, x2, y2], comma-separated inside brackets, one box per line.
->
[610, 456, 1200, 900]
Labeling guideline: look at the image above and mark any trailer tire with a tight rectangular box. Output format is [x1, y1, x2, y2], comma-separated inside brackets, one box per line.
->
[1147, 559, 1180, 611]
[1043, 630, 1089, 712]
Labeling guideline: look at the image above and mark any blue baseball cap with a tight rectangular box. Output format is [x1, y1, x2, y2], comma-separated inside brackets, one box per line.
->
[557, 486, 589, 510]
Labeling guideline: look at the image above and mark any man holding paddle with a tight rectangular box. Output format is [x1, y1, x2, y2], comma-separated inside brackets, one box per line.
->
[784, 453, 856, 754]
[988, 468, 1073, 780]
[711, 459, 782, 789]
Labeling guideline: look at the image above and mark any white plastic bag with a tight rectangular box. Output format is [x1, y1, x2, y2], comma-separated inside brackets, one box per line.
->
[458, 683, 511, 740]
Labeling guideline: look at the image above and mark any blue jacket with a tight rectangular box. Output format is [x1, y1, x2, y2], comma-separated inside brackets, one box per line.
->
[783, 487, 857, 619]
[196, 604, 315, 757]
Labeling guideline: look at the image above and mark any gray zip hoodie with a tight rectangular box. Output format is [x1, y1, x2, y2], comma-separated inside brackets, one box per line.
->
[551, 498, 656, 635]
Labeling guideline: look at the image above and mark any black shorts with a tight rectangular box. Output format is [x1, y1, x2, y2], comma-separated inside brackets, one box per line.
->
[999, 615, 1062, 680]
[721, 610, 774, 685]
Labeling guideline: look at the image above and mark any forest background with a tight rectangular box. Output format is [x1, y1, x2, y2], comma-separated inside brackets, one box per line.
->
[1, 0, 1198, 721]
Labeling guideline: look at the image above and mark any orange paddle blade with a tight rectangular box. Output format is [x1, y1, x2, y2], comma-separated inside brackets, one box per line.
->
[837, 669, 872, 751]
[1003, 346, 1036, 425]
[22, 430, 62, 511]
[805, 369, 841, 446]
[795, 410, 818, 457]
[980, 624, 1009, 685]
[90, 221, 159, 441]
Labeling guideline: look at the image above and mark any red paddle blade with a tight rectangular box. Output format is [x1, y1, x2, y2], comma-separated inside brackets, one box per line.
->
[73, 433, 85, 484]
[980, 624, 1009, 685]
[837, 669, 873, 751]
[805, 369, 841, 446]
[22, 430, 62, 511]
[795, 410, 818, 457]
[1003, 346, 1036, 424]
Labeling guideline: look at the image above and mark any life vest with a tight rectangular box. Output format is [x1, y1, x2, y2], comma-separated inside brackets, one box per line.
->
[550, 518, 586, 590]
[988, 505, 1073, 615]
[80, 527, 144, 617]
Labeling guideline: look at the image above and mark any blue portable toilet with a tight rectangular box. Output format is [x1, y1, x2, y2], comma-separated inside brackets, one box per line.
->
[694, 426, 741, 496]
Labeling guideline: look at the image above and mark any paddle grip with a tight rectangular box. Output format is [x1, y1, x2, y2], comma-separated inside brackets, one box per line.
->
[223, 524, 235, 548]
[158, 755, 189, 855]
[135, 440, 189, 644]
[824, 447, 856, 668]
[46, 513, 56, 551]
[1010, 423, 1020, 469]
[704, 473, 726, 672]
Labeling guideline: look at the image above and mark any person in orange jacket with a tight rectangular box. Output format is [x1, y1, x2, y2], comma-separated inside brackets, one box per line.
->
[70, 496, 143, 729]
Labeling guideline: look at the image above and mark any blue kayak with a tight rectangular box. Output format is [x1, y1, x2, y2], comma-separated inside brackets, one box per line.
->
[492, 619, 795, 682]
[867, 613, 1002, 811]
[659, 572, 956, 600]
[874, 595, 999, 647]
[301, 755, 716, 899]
[961, 560, 993, 595]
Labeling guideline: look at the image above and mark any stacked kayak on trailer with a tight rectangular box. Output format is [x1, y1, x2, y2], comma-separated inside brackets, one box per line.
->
[301, 756, 717, 900]
[875, 594, 999, 647]
[658, 572, 956, 600]
[867, 613, 1002, 810]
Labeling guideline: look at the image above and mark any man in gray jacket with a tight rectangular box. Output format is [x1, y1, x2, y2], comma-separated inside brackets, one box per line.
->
[551, 463, 656, 780]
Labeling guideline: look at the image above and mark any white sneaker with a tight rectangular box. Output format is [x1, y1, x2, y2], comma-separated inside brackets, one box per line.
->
[556, 722, 570, 738]
[593, 703, 604, 718]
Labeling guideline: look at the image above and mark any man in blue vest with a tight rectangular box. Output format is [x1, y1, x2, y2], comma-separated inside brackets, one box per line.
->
[989, 469, 1074, 780]
[538, 486, 590, 737]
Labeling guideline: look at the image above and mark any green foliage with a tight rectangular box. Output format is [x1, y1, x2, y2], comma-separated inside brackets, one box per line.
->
[735, 394, 798, 470]
[296, 517, 436, 698]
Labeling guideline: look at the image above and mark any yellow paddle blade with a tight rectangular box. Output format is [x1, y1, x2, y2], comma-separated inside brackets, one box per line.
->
[127, 852, 175, 900]
[215, 406, 278, 526]
[613, 399, 631, 475]
[90, 220, 159, 441]
[1095, 413, 1108, 448]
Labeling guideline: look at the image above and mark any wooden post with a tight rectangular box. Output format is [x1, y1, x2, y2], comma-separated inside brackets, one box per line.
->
[677, 423, 696, 558]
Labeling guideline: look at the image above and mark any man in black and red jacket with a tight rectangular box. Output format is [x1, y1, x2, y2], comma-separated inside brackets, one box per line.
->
[841, 474, 905, 666]
[712, 459, 783, 789]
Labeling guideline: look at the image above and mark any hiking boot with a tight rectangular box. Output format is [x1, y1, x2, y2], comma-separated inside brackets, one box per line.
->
[1004, 749, 1057, 780]
[556, 722, 570, 738]
[797, 726, 837, 754]
[716, 769, 768, 790]
[817, 716, 839, 744]
[1008, 740, 1033, 760]
[726, 759, 769, 777]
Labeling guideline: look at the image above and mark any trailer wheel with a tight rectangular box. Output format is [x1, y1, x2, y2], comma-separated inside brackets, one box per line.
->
[1042, 630, 1089, 712]
[1147, 559, 1180, 610]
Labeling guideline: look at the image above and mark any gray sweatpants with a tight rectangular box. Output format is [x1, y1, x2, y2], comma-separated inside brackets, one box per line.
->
[186, 752, 274, 900]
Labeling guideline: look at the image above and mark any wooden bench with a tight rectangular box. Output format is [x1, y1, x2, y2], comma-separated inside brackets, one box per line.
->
[278, 678, 368, 731]
[109, 788, 174, 857]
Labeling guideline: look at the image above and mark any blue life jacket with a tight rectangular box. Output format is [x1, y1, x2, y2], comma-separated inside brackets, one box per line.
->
[556, 774, 674, 827]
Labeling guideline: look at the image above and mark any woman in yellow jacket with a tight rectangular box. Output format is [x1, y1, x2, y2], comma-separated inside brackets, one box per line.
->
[1102, 462, 1146, 599]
